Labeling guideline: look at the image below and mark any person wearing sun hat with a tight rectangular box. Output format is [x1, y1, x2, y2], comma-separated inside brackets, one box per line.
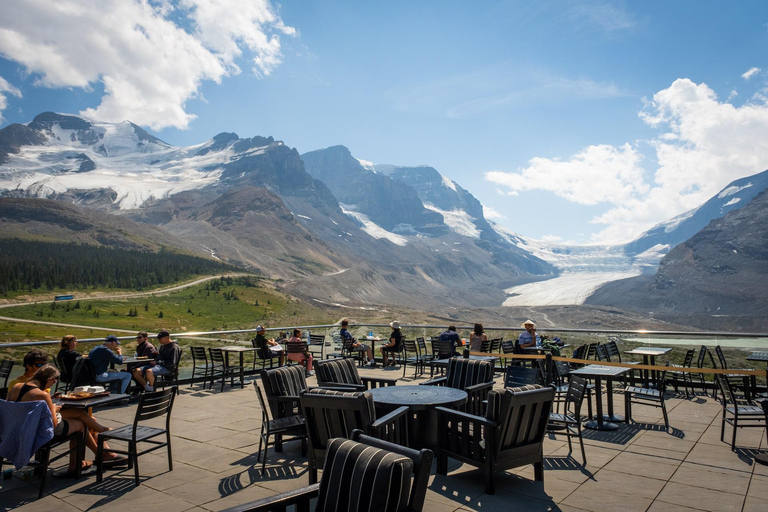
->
[518, 320, 538, 349]
[381, 320, 403, 367]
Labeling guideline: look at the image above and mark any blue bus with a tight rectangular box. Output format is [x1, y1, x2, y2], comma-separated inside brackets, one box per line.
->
[54, 295, 74, 301]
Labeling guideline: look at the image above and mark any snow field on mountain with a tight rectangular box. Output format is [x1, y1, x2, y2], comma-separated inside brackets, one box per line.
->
[502, 270, 641, 306]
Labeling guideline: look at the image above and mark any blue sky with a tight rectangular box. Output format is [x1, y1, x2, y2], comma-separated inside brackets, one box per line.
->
[1, 1, 768, 244]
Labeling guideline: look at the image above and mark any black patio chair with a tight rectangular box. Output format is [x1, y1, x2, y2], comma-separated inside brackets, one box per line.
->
[691, 346, 711, 396]
[416, 337, 434, 371]
[96, 387, 176, 486]
[548, 376, 588, 464]
[714, 345, 755, 402]
[0, 359, 12, 390]
[53, 354, 74, 394]
[428, 339, 456, 377]
[436, 385, 554, 494]
[299, 388, 409, 484]
[504, 365, 542, 388]
[315, 357, 396, 392]
[208, 347, 241, 392]
[668, 349, 695, 397]
[253, 381, 306, 474]
[0, 400, 86, 499]
[624, 370, 670, 430]
[586, 343, 599, 360]
[260, 365, 309, 439]
[402, 339, 423, 378]
[189, 346, 212, 388]
[308, 333, 327, 360]
[250, 337, 280, 371]
[422, 358, 494, 416]
[221, 431, 433, 512]
[716, 375, 767, 451]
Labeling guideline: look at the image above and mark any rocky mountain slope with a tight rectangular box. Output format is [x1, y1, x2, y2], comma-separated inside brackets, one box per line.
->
[0, 113, 555, 309]
[624, 169, 768, 262]
[587, 188, 768, 328]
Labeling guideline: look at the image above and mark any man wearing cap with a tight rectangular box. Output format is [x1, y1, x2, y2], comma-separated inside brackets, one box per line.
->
[518, 320, 538, 349]
[89, 335, 132, 393]
[253, 326, 285, 366]
[437, 325, 461, 358]
[380, 321, 403, 367]
[132, 331, 180, 392]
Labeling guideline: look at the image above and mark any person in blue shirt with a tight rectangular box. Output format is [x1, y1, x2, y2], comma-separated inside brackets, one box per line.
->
[437, 326, 461, 358]
[339, 319, 374, 366]
[88, 335, 132, 393]
[517, 320, 538, 349]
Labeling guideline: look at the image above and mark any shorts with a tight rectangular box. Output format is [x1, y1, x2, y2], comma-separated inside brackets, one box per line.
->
[382, 346, 400, 353]
[53, 418, 70, 441]
[351, 344, 368, 351]
[141, 365, 171, 376]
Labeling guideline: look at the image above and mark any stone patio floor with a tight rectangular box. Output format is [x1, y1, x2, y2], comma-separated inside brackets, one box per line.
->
[2, 367, 768, 512]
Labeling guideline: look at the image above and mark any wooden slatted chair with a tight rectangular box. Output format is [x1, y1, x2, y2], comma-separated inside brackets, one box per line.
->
[315, 357, 396, 392]
[299, 388, 410, 484]
[422, 358, 495, 416]
[435, 385, 555, 494]
[221, 431, 432, 512]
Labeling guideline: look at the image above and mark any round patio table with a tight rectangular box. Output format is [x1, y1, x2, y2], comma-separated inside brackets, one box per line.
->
[368, 385, 467, 451]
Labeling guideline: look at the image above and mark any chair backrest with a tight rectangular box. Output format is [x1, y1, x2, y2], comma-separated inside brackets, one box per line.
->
[309, 333, 326, 346]
[252, 381, 272, 423]
[565, 376, 587, 417]
[0, 399, 55, 468]
[707, 349, 719, 369]
[504, 366, 542, 388]
[490, 338, 502, 353]
[316, 436, 416, 512]
[572, 344, 587, 360]
[0, 360, 13, 388]
[403, 339, 418, 356]
[487, 386, 554, 453]
[261, 365, 308, 398]
[341, 336, 357, 354]
[351, 430, 433, 512]
[604, 341, 621, 362]
[715, 375, 737, 405]
[501, 339, 516, 354]
[595, 344, 609, 362]
[134, 387, 176, 431]
[586, 343, 599, 360]
[416, 337, 428, 355]
[71, 356, 96, 387]
[190, 346, 208, 363]
[300, 389, 377, 473]
[480, 339, 492, 353]
[315, 358, 363, 387]
[286, 339, 307, 354]
[445, 358, 494, 390]
[696, 346, 708, 369]
[715, 346, 728, 369]
[681, 349, 695, 368]
[432, 339, 454, 359]
[208, 347, 225, 364]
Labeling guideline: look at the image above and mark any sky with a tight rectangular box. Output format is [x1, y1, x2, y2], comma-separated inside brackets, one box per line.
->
[1, 0, 768, 245]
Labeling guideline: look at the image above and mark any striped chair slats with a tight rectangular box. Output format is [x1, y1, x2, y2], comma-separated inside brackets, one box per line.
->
[317, 438, 413, 512]
[265, 365, 307, 396]
[316, 358, 363, 386]
[445, 358, 494, 389]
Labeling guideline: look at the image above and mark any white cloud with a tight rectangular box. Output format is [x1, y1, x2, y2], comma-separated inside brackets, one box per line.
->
[540, 234, 563, 243]
[482, 205, 505, 221]
[0, 76, 22, 123]
[485, 143, 648, 206]
[486, 77, 768, 244]
[742, 67, 760, 80]
[0, 0, 294, 130]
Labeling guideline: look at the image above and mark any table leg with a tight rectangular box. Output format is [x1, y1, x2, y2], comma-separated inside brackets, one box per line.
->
[585, 376, 619, 430]
[239, 352, 245, 388]
[602, 377, 626, 423]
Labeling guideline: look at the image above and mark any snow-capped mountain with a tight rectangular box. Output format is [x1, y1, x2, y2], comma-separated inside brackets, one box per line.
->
[624, 169, 768, 260]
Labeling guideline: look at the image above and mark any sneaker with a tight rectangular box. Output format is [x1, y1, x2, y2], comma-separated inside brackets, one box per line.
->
[366, 361, 376, 367]
[305, 370, 315, 377]
[144, 384, 153, 392]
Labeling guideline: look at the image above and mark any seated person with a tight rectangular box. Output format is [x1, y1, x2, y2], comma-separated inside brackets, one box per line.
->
[437, 326, 461, 358]
[134, 331, 159, 358]
[469, 323, 489, 352]
[7, 365, 123, 476]
[132, 330, 180, 392]
[253, 325, 285, 366]
[517, 320, 538, 349]
[8, 349, 50, 389]
[88, 335, 132, 394]
[381, 320, 403, 367]
[340, 318, 375, 366]
[286, 329, 314, 377]
[57, 335, 84, 384]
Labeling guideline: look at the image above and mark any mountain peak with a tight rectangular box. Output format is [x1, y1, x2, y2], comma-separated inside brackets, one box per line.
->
[28, 112, 93, 131]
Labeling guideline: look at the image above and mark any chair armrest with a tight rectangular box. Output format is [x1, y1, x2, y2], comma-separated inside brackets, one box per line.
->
[371, 405, 409, 429]
[420, 377, 447, 387]
[360, 376, 397, 389]
[435, 406, 498, 429]
[465, 381, 494, 393]
[267, 395, 300, 403]
[370, 406, 410, 446]
[220, 483, 320, 512]
[315, 383, 366, 392]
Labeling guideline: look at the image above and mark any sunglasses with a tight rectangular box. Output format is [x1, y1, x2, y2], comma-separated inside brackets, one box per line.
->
[34, 362, 46, 367]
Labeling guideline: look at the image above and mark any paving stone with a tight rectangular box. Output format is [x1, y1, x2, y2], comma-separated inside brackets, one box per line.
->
[669, 462, 751, 495]
[655, 481, 745, 512]
[563, 487, 653, 512]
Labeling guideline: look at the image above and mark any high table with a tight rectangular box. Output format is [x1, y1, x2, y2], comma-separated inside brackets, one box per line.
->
[570, 365, 632, 431]
[220, 346, 260, 388]
[625, 347, 672, 386]
[368, 385, 467, 451]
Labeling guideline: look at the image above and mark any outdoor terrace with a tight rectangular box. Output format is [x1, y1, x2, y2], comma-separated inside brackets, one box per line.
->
[2, 363, 767, 512]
